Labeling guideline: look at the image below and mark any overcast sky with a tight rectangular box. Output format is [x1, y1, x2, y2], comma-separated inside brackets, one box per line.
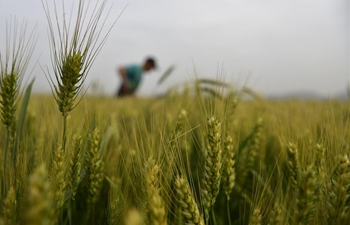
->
[0, 0, 348, 97]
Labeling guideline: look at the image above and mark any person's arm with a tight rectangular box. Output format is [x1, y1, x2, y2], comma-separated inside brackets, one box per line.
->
[118, 67, 129, 93]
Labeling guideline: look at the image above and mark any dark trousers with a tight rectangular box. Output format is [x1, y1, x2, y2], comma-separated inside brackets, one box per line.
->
[115, 84, 128, 97]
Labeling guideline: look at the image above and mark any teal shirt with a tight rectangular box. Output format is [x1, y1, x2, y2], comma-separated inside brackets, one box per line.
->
[125, 64, 143, 92]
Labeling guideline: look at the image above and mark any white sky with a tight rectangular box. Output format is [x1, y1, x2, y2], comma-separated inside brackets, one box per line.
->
[0, 0, 349, 97]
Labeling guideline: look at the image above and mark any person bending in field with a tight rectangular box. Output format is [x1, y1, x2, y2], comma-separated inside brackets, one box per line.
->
[116, 57, 157, 97]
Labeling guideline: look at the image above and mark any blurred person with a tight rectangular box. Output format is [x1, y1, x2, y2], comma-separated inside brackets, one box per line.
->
[116, 57, 157, 97]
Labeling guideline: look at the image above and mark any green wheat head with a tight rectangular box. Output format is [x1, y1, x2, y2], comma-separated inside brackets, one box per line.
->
[175, 175, 204, 225]
[56, 52, 82, 117]
[295, 166, 318, 225]
[0, 17, 36, 127]
[43, 0, 116, 117]
[3, 186, 17, 225]
[0, 73, 18, 129]
[86, 128, 104, 206]
[145, 157, 166, 225]
[222, 135, 236, 200]
[25, 164, 55, 225]
[326, 154, 350, 223]
[202, 116, 222, 221]
[68, 134, 83, 200]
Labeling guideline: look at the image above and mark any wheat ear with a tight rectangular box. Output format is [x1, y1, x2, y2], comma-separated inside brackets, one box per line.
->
[326, 155, 350, 223]
[25, 164, 54, 225]
[295, 166, 318, 225]
[267, 202, 283, 225]
[145, 157, 167, 225]
[0, 18, 36, 175]
[286, 143, 300, 192]
[222, 135, 236, 200]
[246, 118, 263, 170]
[50, 147, 68, 215]
[0, 73, 17, 132]
[108, 178, 125, 225]
[86, 128, 104, 208]
[202, 116, 222, 221]
[175, 175, 204, 225]
[43, 0, 116, 151]
[249, 207, 262, 225]
[314, 144, 325, 177]
[68, 134, 83, 200]
[124, 208, 144, 225]
[2, 186, 17, 225]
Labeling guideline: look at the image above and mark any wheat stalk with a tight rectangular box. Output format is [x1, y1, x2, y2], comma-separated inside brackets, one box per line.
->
[42, 0, 116, 151]
[0, 17, 36, 189]
[0, 17, 36, 130]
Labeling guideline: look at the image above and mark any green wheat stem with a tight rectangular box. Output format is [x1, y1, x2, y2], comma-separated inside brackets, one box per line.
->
[212, 205, 217, 225]
[227, 200, 232, 225]
[0, 17, 36, 160]
[42, 0, 118, 152]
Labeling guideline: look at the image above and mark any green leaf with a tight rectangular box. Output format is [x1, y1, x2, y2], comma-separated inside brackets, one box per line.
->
[197, 78, 232, 88]
[157, 65, 175, 85]
[200, 87, 223, 99]
[12, 78, 35, 167]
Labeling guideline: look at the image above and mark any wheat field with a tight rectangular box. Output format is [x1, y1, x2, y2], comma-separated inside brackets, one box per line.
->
[1, 0, 350, 224]
[0, 92, 349, 225]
